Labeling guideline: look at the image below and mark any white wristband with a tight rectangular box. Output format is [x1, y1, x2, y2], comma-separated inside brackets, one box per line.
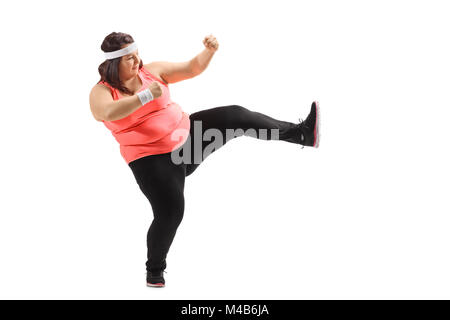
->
[137, 88, 154, 105]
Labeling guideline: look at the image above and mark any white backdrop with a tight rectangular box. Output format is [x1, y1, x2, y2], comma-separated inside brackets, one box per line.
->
[1, 0, 449, 299]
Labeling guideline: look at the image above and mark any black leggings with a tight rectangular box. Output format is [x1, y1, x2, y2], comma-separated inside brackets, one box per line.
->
[128, 105, 303, 272]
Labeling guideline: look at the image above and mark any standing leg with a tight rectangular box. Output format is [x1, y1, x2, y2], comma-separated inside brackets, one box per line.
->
[179, 105, 306, 176]
[128, 152, 186, 273]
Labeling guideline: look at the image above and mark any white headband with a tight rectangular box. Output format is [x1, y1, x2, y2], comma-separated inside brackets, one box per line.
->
[104, 42, 138, 60]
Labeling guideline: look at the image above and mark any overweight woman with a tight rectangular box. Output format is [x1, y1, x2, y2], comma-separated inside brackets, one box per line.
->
[89, 32, 320, 287]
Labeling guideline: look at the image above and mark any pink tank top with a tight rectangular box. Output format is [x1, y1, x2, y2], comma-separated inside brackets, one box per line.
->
[99, 66, 191, 164]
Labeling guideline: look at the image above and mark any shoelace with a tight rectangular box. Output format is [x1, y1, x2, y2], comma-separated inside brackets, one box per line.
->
[298, 117, 305, 149]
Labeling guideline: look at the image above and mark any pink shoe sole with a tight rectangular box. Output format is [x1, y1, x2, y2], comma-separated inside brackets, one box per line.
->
[147, 282, 165, 288]
[313, 100, 321, 148]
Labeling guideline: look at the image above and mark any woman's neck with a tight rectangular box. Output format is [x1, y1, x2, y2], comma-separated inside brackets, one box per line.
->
[121, 75, 141, 94]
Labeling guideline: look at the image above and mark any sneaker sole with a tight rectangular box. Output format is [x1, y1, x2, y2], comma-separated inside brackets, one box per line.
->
[313, 101, 320, 148]
[147, 282, 165, 287]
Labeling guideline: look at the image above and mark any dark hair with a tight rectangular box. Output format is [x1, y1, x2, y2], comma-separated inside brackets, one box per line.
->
[97, 32, 143, 96]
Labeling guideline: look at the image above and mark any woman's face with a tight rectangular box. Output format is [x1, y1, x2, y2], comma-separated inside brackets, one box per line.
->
[118, 43, 141, 79]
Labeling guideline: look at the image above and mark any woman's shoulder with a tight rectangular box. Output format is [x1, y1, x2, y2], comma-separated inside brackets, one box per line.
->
[90, 81, 115, 101]
[95, 80, 112, 88]
[92, 81, 114, 94]
[142, 64, 169, 85]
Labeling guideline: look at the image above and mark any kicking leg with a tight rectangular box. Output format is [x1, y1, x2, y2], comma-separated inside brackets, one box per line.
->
[179, 104, 317, 176]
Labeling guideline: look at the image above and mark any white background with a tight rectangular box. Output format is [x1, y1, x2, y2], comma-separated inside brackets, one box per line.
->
[0, 0, 449, 299]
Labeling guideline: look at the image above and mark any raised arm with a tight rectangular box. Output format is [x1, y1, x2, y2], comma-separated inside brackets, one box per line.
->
[145, 34, 220, 84]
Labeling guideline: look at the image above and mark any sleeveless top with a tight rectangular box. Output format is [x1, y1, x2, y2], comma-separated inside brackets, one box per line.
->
[98, 66, 191, 164]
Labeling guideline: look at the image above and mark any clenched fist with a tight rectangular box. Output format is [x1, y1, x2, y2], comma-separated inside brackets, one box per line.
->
[148, 81, 163, 99]
[203, 34, 219, 52]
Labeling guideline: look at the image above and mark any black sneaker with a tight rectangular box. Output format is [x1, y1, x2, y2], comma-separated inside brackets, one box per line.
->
[146, 270, 166, 287]
[298, 101, 320, 148]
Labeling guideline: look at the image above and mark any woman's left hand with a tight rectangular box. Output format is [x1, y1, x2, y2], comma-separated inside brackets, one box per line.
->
[203, 34, 219, 52]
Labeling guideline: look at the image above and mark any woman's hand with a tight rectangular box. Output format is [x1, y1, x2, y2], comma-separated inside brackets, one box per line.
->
[203, 34, 219, 52]
[148, 81, 163, 99]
